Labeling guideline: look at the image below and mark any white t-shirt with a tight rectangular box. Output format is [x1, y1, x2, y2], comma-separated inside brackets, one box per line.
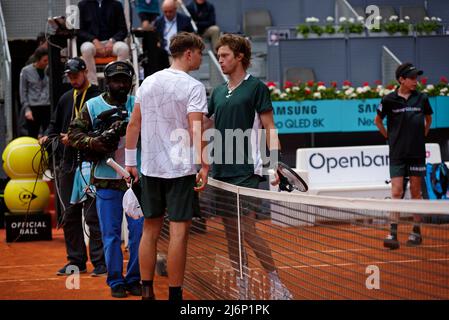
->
[136, 68, 208, 178]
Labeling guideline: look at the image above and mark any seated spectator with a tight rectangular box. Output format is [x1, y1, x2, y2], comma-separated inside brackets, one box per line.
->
[19, 47, 50, 138]
[135, 0, 160, 30]
[186, 0, 220, 51]
[77, 0, 130, 85]
[155, 0, 194, 54]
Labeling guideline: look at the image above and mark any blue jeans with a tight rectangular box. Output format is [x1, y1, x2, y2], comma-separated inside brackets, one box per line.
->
[96, 188, 143, 289]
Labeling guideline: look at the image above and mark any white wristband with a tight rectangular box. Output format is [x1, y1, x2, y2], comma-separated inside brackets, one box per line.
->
[125, 148, 138, 166]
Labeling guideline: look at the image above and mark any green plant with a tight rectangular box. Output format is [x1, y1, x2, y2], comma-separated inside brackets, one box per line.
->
[415, 17, 442, 34]
[338, 17, 365, 34]
[296, 24, 310, 37]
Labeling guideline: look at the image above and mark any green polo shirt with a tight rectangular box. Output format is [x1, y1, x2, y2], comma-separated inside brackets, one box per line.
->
[207, 75, 273, 178]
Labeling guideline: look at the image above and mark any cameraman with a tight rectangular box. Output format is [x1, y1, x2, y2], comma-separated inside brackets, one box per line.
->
[68, 61, 143, 299]
[39, 57, 106, 277]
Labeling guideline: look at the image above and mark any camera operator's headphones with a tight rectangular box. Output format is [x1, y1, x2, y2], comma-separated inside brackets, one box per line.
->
[104, 60, 135, 81]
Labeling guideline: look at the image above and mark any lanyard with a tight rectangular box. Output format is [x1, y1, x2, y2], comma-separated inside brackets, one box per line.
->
[73, 84, 91, 119]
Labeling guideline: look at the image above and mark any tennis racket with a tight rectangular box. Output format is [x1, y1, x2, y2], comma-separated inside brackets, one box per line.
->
[276, 161, 308, 192]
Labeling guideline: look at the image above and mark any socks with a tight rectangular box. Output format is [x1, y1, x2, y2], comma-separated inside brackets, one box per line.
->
[413, 224, 421, 235]
[142, 280, 154, 300]
[169, 286, 183, 301]
[390, 223, 398, 238]
[268, 270, 281, 283]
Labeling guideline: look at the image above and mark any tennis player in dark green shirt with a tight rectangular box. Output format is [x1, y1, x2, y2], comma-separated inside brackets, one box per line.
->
[205, 34, 292, 300]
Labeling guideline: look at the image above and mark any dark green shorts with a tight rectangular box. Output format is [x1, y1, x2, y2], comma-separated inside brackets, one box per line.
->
[390, 159, 426, 178]
[213, 175, 264, 217]
[140, 174, 200, 221]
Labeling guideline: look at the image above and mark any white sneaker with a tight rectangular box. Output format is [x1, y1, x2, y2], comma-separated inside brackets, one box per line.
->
[269, 278, 293, 300]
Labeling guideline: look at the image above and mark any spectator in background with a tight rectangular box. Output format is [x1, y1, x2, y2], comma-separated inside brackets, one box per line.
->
[186, 0, 220, 51]
[77, 0, 130, 85]
[155, 0, 194, 55]
[19, 47, 50, 138]
[26, 32, 48, 65]
[136, 0, 160, 30]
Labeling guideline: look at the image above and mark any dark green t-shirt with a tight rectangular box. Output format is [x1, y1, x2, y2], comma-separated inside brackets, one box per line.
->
[207, 75, 273, 178]
[377, 90, 433, 162]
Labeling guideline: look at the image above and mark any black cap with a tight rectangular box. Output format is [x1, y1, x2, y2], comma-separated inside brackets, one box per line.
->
[396, 63, 423, 80]
[104, 60, 135, 79]
[64, 57, 87, 74]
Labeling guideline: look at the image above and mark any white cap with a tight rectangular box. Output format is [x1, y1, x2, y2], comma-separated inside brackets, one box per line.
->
[123, 188, 144, 220]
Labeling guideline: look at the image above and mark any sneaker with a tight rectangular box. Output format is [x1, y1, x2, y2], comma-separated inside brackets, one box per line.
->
[383, 234, 400, 250]
[125, 282, 142, 296]
[406, 233, 423, 246]
[56, 263, 87, 276]
[90, 264, 107, 277]
[269, 278, 293, 300]
[111, 284, 128, 298]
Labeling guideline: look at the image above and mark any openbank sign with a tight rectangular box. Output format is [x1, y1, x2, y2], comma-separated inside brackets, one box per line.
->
[309, 151, 390, 173]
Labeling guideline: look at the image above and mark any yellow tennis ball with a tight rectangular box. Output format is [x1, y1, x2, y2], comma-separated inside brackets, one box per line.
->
[2, 137, 47, 179]
[4, 179, 50, 213]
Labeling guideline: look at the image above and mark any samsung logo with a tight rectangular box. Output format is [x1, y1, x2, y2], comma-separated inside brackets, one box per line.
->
[309, 152, 390, 173]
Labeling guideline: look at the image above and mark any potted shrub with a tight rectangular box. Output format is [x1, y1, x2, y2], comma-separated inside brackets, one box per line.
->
[415, 16, 442, 35]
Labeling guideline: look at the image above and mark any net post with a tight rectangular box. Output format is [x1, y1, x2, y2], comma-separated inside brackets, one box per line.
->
[236, 187, 244, 279]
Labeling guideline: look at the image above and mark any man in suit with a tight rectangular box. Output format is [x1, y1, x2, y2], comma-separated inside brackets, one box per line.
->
[155, 0, 194, 55]
[77, 0, 130, 85]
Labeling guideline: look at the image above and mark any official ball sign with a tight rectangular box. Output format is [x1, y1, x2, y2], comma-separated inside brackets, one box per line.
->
[5, 212, 52, 242]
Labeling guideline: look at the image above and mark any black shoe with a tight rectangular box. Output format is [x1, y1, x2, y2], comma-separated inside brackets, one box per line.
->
[111, 284, 128, 298]
[125, 282, 142, 296]
[383, 234, 400, 250]
[91, 264, 107, 277]
[56, 263, 87, 276]
[406, 233, 423, 246]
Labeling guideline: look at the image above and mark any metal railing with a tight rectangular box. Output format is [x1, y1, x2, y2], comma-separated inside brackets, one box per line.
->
[208, 50, 227, 90]
[382, 46, 401, 85]
[335, 0, 359, 21]
[0, 3, 13, 142]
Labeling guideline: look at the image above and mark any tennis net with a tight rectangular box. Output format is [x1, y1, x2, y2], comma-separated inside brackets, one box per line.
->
[156, 178, 449, 300]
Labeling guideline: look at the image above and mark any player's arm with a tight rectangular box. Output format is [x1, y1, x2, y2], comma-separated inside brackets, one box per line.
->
[424, 114, 432, 137]
[189, 112, 209, 191]
[374, 115, 387, 139]
[125, 102, 142, 181]
[260, 110, 281, 186]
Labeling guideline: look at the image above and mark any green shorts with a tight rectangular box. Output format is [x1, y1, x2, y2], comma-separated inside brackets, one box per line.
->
[213, 175, 264, 218]
[389, 159, 426, 178]
[140, 174, 200, 221]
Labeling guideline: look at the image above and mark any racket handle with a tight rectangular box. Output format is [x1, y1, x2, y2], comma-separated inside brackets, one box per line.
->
[106, 158, 130, 178]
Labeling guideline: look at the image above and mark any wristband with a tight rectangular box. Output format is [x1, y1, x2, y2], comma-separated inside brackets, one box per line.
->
[125, 148, 137, 166]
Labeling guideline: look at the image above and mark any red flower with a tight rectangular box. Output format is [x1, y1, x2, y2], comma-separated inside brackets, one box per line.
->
[362, 82, 370, 87]
[305, 88, 312, 95]
[307, 80, 315, 87]
[317, 81, 325, 86]
[375, 80, 382, 85]
[266, 81, 277, 88]
[386, 84, 396, 90]
[330, 81, 338, 88]
[420, 77, 428, 85]
[284, 81, 294, 89]
[343, 80, 352, 87]
[440, 76, 448, 84]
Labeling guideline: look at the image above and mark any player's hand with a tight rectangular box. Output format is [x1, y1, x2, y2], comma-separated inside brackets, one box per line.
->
[25, 110, 34, 121]
[39, 136, 48, 145]
[194, 166, 209, 192]
[271, 171, 280, 186]
[126, 166, 139, 183]
[105, 40, 114, 56]
[93, 39, 106, 57]
[60, 133, 69, 145]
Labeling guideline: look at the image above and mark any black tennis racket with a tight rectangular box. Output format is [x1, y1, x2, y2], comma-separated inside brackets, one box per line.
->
[276, 161, 308, 192]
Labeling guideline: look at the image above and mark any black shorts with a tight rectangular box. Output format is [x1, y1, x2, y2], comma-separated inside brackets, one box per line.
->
[389, 159, 426, 178]
[140, 174, 200, 221]
[212, 175, 265, 218]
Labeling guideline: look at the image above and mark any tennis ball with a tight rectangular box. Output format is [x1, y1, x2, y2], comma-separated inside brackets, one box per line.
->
[4, 179, 50, 213]
[2, 137, 47, 179]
